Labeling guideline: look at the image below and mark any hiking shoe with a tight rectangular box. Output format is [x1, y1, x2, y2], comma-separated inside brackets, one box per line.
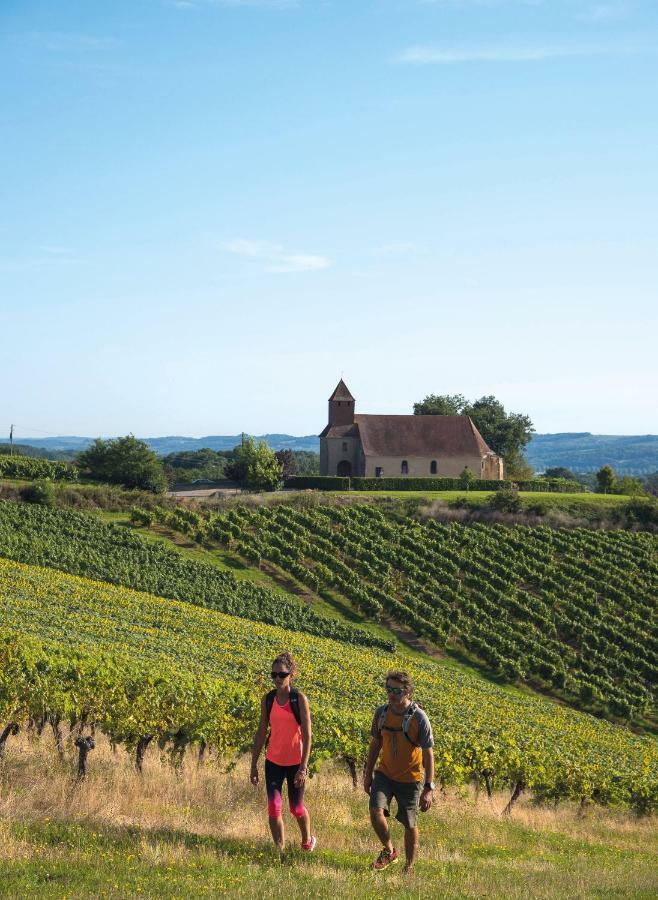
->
[373, 848, 398, 870]
[301, 836, 317, 852]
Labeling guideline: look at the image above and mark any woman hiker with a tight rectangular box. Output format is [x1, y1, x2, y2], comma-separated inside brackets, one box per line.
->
[250, 651, 317, 853]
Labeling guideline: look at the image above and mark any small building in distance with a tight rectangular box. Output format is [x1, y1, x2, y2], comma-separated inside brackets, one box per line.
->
[319, 379, 504, 480]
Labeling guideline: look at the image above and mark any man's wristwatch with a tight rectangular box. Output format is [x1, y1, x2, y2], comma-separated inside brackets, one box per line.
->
[423, 781, 435, 791]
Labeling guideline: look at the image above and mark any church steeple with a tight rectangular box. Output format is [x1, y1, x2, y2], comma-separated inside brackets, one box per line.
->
[328, 379, 355, 426]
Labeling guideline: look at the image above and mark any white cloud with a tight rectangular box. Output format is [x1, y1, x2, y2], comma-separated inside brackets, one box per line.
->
[393, 42, 629, 64]
[221, 239, 330, 273]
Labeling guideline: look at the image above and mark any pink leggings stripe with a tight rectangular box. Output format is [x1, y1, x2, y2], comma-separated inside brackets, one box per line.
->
[265, 760, 307, 819]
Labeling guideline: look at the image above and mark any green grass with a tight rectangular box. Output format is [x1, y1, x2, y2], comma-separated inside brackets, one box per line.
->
[1, 757, 657, 900]
[339, 490, 633, 504]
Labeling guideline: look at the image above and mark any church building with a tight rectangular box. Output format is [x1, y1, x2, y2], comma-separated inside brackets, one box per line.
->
[319, 380, 504, 480]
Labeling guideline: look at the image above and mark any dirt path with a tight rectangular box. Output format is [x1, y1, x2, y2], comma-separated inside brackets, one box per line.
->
[258, 560, 316, 603]
[381, 615, 444, 659]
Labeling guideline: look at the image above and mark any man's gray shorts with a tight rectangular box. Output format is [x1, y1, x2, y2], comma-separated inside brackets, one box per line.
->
[369, 771, 422, 829]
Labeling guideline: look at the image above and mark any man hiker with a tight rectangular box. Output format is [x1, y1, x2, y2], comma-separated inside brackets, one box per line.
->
[250, 651, 317, 853]
[364, 670, 435, 873]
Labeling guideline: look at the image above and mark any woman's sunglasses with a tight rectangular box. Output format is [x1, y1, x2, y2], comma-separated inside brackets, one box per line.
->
[271, 671, 290, 679]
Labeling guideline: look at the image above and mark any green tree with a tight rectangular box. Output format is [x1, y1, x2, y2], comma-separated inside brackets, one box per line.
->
[226, 438, 283, 492]
[413, 393, 534, 466]
[275, 449, 297, 478]
[462, 396, 534, 459]
[459, 466, 476, 490]
[544, 467, 576, 480]
[504, 451, 535, 481]
[595, 465, 616, 494]
[292, 451, 320, 476]
[616, 476, 645, 497]
[162, 448, 230, 484]
[413, 394, 467, 416]
[644, 472, 658, 497]
[77, 435, 167, 493]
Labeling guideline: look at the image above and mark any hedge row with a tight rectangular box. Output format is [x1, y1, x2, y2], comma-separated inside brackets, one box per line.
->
[284, 476, 583, 493]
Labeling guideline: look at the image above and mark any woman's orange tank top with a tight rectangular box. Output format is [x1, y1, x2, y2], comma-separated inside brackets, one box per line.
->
[265, 698, 303, 766]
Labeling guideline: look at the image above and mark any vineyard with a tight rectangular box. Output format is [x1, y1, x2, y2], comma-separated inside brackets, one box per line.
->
[0, 455, 78, 481]
[0, 502, 391, 652]
[142, 502, 658, 724]
[1, 557, 657, 813]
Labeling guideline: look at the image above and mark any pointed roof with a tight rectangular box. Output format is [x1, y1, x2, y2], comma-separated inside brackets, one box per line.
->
[328, 379, 355, 402]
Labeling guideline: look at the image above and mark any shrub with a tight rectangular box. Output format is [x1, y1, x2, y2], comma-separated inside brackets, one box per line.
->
[487, 488, 522, 513]
[20, 479, 56, 507]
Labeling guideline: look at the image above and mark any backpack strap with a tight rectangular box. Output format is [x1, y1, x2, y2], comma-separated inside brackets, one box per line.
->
[265, 689, 276, 722]
[265, 687, 302, 727]
[401, 702, 420, 747]
[288, 687, 302, 726]
[377, 703, 389, 736]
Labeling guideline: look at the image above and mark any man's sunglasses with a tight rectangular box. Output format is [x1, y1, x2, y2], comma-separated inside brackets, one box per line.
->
[385, 685, 405, 695]
[271, 671, 290, 679]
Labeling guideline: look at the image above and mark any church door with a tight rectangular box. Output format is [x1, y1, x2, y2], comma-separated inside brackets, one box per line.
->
[337, 460, 352, 477]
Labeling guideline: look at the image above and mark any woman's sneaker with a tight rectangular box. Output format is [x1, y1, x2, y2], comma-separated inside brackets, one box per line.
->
[301, 836, 317, 852]
[373, 847, 398, 870]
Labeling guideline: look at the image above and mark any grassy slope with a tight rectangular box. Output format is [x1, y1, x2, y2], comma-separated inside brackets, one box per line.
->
[341, 490, 634, 510]
[0, 740, 656, 899]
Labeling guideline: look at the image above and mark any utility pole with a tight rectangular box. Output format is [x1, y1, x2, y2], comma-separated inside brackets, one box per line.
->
[9, 425, 13, 456]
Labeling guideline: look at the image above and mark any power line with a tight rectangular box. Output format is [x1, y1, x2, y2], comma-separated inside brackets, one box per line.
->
[0, 423, 91, 438]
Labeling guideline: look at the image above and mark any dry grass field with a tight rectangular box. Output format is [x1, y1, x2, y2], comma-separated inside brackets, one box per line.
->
[0, 733, 656, 898]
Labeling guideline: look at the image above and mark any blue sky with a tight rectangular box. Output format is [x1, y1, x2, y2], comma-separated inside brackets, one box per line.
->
[1, 0, 657, 439]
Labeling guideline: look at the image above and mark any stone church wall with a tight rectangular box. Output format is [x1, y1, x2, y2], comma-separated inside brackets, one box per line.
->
[321, 437, 364, 477]
[363, 454, 485, 479]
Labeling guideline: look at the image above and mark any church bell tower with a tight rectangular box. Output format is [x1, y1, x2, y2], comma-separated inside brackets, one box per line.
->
[328, 379, 355, 426]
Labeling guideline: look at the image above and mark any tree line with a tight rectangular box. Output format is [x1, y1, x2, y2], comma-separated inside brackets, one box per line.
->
[72, 436, 318, 493]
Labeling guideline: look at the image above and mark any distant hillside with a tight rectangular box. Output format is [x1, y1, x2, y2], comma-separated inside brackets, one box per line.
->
[11, 432, 658, 475]
[525, 433, 658, 475]
[11, 434, 321, 455]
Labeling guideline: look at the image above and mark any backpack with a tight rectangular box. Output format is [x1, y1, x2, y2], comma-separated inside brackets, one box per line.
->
[266, 687, 302, 726]
[378, 702, 422, 747]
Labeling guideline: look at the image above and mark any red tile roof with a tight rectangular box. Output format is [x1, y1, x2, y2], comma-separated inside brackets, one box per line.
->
[353, 414, 494, 458]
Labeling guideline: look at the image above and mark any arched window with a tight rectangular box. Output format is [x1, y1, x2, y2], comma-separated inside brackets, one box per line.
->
[401, 460, 408, 475]
[430, 460, 438, 475]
